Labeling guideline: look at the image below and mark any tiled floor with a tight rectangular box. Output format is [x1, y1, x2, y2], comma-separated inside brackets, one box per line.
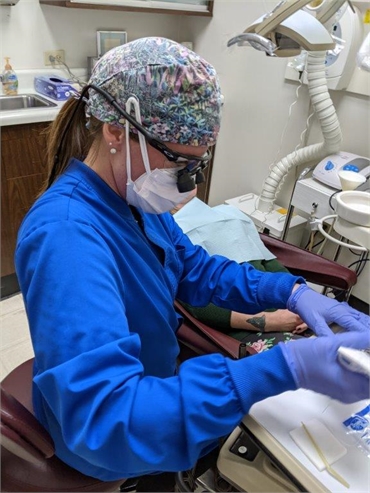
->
[1, 292, 34, 381]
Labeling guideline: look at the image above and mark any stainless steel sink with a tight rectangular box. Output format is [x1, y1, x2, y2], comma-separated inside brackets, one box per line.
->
[0, 94, 57, 111]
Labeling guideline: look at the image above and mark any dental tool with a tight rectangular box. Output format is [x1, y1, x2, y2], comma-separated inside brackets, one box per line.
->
[337, 347, 370, 377]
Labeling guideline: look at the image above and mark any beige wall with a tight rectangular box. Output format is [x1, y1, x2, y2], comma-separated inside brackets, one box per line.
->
[0, 0, 187, 69]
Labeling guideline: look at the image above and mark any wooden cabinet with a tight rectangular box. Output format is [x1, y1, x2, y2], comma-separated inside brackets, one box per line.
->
[1, 123, 49, 284]
[39, 0, 213, 16]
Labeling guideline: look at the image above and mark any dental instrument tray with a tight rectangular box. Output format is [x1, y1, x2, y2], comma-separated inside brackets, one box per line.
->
[34, 75, 78, 101]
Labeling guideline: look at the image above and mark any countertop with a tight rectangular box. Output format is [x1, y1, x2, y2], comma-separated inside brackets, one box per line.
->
[0, 68, 87, 127]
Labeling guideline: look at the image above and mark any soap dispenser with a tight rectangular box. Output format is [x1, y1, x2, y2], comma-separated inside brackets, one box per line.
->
[2, 57, 18, 95]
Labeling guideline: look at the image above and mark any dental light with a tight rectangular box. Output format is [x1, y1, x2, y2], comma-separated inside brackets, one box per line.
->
[228, 0, 337, 57]
[228, 0, 357, 214]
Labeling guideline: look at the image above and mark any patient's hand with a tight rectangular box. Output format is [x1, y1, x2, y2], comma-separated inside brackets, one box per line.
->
[231, 309, 307, 333]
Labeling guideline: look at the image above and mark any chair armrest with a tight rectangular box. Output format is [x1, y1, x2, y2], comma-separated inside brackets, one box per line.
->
[175, 301, 256, 360]
[259, 233, 357, 291]
[1, 387, 54, 462]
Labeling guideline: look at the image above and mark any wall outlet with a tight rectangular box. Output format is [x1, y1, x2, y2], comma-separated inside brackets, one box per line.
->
[44, 50, 65, 66]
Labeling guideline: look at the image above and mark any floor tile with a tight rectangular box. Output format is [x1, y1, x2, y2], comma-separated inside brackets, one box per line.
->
[1, 293, 33, 381]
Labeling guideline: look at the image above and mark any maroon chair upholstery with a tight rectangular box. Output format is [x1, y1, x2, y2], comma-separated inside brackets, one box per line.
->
[1, 359, 126, 492]
[176, 300, 257, 362]
[177, 234, 358, 361]
[259, 233, 357, 291]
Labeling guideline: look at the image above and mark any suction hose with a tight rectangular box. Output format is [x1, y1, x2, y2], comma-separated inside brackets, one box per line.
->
[257, 51, 342, 212]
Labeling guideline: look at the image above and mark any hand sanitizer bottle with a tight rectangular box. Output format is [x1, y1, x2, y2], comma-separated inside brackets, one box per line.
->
[2, 57, 18, 95]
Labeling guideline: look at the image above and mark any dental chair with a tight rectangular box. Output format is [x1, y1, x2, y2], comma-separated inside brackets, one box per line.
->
[1, 358, 127, 492]
[176, 232, 358, 362]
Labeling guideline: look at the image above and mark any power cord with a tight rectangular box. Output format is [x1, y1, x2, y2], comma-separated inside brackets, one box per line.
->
[260, 78, 306, 208]
[348, 255, 369, 276]
[328, 190, 340, 211]
[50, 57, 86, 89]
[294, 110, 315, 154]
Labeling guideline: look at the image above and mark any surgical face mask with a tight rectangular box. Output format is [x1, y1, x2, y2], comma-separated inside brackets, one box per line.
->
[126, 167, 195, 214]
[124, 97, 195, 214]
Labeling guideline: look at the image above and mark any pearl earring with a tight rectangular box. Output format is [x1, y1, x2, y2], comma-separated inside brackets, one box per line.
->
[109, 143, 117, 155]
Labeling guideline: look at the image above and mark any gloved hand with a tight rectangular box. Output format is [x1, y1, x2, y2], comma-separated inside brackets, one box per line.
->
[287, 284, 370, 337]
[280, 331, 370, 404]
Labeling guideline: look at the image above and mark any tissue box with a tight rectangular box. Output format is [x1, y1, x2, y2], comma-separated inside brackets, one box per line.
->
[34, 75, 76, 101]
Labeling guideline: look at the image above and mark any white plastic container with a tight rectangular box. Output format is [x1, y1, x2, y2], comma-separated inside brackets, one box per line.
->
[335, 191, 370, 227]
[225, 193, 307, 246]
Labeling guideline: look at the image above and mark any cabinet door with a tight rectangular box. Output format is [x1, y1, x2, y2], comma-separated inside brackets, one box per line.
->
[39, 0, 213, 15]
[1, 123, 49, 278]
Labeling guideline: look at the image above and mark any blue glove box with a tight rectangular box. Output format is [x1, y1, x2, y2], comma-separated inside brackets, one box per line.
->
[34, 75, 76, 101]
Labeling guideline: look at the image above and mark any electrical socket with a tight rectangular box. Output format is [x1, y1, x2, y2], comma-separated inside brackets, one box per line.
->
[44, 50, 65, 66]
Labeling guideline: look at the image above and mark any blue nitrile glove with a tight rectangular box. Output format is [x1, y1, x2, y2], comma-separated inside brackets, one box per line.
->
[280, 331, 370, 403]
[287, 284, 370, 337]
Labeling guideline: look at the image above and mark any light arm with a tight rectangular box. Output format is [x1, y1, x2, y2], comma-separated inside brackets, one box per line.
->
[230, 0, 353, 57]
[246, 0, 351, 36]
[316, 0, 355, 24]
[245, 0, 312, 37]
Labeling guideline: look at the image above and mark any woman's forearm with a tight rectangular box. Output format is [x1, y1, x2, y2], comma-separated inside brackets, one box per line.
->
[230, 309, 306, 333]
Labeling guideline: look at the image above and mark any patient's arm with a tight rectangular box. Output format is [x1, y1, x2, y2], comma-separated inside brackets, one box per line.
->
[230, 309, 307, 333]
[177, 300, 307, 335]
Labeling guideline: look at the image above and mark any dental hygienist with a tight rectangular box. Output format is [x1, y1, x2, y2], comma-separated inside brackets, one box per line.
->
[15, 37, 370, 490]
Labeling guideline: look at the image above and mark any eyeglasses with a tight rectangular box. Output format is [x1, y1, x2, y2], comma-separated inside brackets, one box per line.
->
[86, 84, 212, 192]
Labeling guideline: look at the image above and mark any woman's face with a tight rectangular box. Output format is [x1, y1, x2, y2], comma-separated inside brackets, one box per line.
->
[108, 128, 210, 200]
[131, 139, 209, 181]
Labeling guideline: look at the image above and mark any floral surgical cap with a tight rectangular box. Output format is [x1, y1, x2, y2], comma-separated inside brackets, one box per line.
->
[86, 37, 222, 146]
